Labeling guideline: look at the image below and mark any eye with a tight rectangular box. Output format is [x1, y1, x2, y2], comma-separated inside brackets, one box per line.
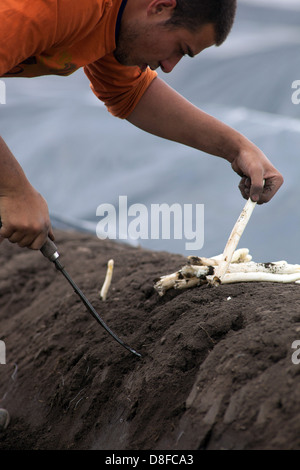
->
[179, 46, 194, 58]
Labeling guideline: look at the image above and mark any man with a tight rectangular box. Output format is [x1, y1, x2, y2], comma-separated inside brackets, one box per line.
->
[0, 0, 283, 250]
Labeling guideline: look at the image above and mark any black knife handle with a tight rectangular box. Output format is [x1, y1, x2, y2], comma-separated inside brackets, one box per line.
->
[40, 238, 60, 261]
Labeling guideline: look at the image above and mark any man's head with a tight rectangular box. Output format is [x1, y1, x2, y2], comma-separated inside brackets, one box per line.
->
[165, 0, 237, 46]
[114, 0, 237, 73]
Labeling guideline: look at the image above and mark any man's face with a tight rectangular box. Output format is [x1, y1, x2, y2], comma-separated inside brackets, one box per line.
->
[114, 20, 216, 74]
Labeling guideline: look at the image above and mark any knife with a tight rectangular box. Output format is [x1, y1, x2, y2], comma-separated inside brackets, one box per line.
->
[0, 218, 141, 358]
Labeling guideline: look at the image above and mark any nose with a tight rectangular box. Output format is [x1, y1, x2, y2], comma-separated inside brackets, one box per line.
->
[160, 56, 182, 73]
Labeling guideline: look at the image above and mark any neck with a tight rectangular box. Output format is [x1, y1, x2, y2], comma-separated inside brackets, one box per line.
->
[120, 0, 148, 25]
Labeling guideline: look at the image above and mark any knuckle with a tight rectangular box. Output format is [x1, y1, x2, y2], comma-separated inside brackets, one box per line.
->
[31, 220, 48, 235]
[31, 224, 42, 235]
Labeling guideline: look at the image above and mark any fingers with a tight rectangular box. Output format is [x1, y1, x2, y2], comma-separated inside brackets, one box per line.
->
[239, 174, 284, 204]
[238, 176, 262, 202]
[48, 227, 55, 242]
[231, 144, 283, 204]
[0, 220, 52, 250]
[0, 189, 54, 250]
[239, 176, 257, 201]
[258, 174, 284, 203]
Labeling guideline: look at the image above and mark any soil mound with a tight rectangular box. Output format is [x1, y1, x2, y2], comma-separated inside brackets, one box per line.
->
[0, 230, 300, 450]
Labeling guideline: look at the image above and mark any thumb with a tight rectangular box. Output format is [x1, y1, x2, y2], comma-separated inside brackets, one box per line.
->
[48, 226, 55, 241]
[249, 174, 264, 203]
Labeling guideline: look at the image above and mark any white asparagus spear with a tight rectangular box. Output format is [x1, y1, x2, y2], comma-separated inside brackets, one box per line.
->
[154, 264, 300, 296]
[154, 248, 252, 295]
[208, 248, 251, 263]
[186, 261, 299, 277]
[100, 259, 114, 300]
[222, 272, 300, 284]
[177, 272, 300, 287]
[187, 249, 252, 267]
[218, 261, 299, 274]
[211, 198, 258, 285]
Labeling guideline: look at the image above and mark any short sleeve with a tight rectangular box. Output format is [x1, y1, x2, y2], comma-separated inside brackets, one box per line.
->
[84, 53, 157, 119]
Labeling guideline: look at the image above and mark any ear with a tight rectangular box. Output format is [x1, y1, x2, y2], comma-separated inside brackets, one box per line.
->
[146, 0, 177, 17]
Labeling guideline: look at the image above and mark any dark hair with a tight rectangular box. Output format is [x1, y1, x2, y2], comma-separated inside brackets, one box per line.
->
[165, 0, 237, 45]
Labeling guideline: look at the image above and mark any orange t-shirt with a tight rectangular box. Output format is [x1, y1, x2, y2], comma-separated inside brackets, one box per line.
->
[0, 0, 157, 118]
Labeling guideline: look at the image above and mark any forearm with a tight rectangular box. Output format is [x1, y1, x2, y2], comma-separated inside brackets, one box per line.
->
[127, 77, 283, 203]
[127, 77, 249, 161]
[0, 137, 53, 249]
[0, 136, 31, 194]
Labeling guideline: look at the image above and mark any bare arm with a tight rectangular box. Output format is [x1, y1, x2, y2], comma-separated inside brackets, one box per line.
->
[0, 137, 54, 249]
[127, 77, 283, 203]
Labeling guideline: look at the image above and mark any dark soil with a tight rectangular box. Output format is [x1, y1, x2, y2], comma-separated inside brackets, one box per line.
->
[0, 230, 300, 450]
